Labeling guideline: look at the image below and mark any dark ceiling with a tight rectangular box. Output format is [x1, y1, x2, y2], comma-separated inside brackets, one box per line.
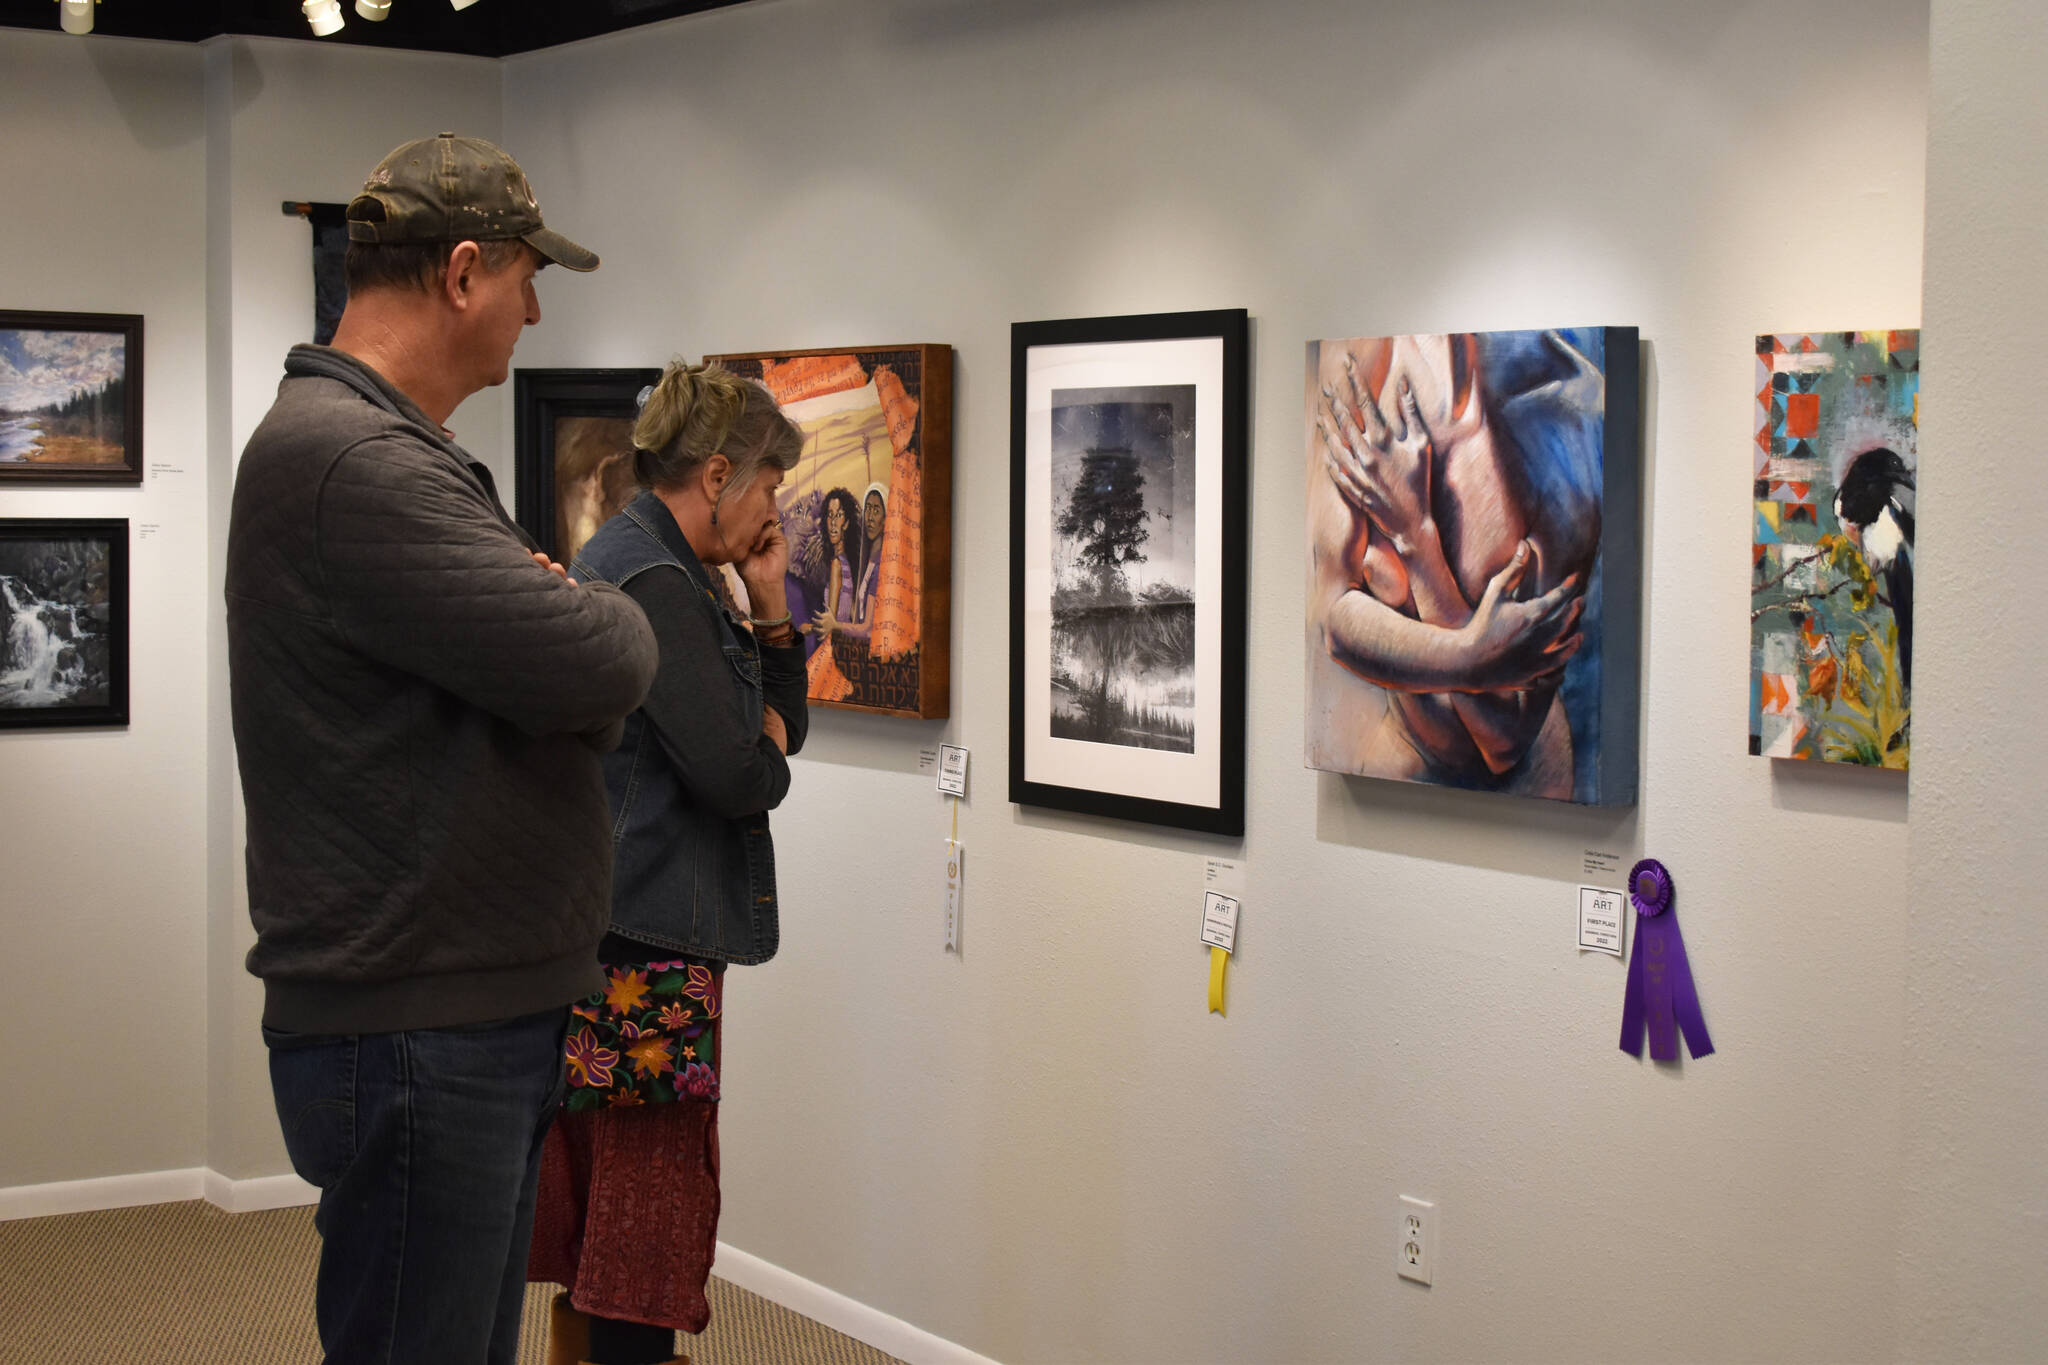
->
[0, 0, 756, 57]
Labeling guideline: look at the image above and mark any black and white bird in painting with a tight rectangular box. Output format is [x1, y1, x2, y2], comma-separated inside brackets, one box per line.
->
[1834, 445, 1915, 690]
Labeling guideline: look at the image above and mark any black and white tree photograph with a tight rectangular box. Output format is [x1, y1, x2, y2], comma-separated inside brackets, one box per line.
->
[1047, 384, 1197, 752]
[1011, 308, 1246, 834]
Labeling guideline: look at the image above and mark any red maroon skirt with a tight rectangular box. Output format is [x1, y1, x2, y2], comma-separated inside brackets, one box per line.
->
[528, 1097, 721, 1332]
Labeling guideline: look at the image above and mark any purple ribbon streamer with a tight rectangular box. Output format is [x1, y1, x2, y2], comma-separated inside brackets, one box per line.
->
[1618, 858, 1714, 1061]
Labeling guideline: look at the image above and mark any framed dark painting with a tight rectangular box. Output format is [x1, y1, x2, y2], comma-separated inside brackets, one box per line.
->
[705, 344, 953, 720]
[1009, 310, 1248, 835]
[0, 518, 129, 728]
[513, 367, 661, 563]
[0, 311, 143, 484]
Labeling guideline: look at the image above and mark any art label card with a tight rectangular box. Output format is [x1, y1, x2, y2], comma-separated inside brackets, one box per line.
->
[1750, 331, 1917, 768]
[1578, 885, 1625, 956]
[937, 743, 968, 797]
[1200, 890, 1240, 953]
[1304, 328, 1641, 805]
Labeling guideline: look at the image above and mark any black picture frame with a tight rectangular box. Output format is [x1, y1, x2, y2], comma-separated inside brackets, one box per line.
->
[0, 517, 129, 729]
[0, 311, 144, 485]
[1009, 309, 1249, 836]
[513, 367, 661, 561]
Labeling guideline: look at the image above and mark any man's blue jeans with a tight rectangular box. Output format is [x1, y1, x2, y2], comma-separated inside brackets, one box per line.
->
[263, 1007, 570, 1364]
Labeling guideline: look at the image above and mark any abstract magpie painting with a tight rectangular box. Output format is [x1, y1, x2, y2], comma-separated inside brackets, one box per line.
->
[1750, 330, 1918, 768]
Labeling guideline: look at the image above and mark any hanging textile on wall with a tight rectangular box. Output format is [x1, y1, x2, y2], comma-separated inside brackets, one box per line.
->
[283, 201, 350, 346]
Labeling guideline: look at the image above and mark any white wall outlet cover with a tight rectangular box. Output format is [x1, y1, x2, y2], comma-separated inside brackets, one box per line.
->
[1398, 1194, 1435, 1285]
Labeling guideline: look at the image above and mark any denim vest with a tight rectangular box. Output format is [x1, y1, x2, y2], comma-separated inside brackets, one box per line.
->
[572, 493, 780, 965]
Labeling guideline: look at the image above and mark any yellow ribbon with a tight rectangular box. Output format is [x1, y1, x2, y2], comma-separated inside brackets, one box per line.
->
[1208, 944, 1228, 1015]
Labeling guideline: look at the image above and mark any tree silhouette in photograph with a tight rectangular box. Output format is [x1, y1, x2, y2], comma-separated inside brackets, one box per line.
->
[1052, 445, 1191, 749]
[1057, 444, 1149, 595]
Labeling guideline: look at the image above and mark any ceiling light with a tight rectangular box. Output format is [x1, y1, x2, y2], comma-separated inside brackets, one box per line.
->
[449, 0, 480, 9]
[58, 0, 94, 35]
[303, 0, 345, 34]
[356, 0, 391, 17]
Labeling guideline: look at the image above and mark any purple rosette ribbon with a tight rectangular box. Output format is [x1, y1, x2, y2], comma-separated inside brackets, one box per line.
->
[1618, 857, 1714, 1061]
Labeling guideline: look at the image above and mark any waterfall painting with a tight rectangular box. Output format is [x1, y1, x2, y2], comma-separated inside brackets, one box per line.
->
[0, 518, 128, 728]
[1010, 310, 1248, 835]
[0, 312, 144, 485]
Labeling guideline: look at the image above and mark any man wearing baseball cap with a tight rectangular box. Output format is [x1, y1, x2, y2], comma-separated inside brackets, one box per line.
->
[226, 134, 657, 1364]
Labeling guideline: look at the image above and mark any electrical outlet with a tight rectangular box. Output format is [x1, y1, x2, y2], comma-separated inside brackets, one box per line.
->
[1397, 1195, 1434, 1285]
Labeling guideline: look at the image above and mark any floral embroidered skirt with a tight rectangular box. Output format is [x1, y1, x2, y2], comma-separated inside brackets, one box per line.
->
[528, 959, 724, 1331]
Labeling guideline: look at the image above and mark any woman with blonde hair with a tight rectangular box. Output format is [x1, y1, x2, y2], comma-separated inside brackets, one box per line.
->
[528, 360, 807, 1365]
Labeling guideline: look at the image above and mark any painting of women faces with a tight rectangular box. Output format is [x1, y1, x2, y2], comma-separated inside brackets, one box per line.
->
[1304, 327, 1642, 805]
[1750, 331, 1918, 768]
[706, 345, 953, 718]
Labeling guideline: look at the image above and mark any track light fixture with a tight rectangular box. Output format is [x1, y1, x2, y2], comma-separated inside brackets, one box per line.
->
[356, 0, 391, 18]
[58, 0, 95, 35]
[303, 0, 345, 35]
[450, 0, 481, 9]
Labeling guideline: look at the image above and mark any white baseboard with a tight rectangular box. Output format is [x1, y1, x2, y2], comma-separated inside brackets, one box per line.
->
[201, 1169, 321, 1213]
[713, 1242, 1001, 1365]
[0, 1167, 318, 1221]
[0, 1168, 206, 1221]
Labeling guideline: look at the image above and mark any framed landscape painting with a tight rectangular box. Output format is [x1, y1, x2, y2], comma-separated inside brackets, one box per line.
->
[1304, 326, 1642, 805]
[0, 518, 128, 728]
[513, 368, 661, 564]
[0, 311, 143, 484]
[706, 344, 953, 719]
[1750, 330, 1918, 767]
[1010, 309, 1248, 835]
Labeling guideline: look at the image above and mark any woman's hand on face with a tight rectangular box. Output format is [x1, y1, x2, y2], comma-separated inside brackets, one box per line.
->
[735, 516, 790, 603]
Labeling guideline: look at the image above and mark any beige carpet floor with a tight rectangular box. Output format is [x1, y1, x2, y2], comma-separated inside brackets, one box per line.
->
[0, 1201, 904, 1364]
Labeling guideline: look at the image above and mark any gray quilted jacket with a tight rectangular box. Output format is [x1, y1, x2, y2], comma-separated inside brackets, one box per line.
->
[226, 345, 657, 1034]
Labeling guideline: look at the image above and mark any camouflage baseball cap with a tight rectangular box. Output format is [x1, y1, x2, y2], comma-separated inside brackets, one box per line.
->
[346, 132, 598, 272]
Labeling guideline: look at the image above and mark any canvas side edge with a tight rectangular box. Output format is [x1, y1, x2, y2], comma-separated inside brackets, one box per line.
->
[1595, 327, 1644, 807]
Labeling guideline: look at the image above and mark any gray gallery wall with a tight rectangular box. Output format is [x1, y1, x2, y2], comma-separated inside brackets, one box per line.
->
[1903, 2, 2048, 1358]
[3, 0, 2046, 1360]
[0, 33, 213, 1188]
[500, 1, 1933, 1360]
